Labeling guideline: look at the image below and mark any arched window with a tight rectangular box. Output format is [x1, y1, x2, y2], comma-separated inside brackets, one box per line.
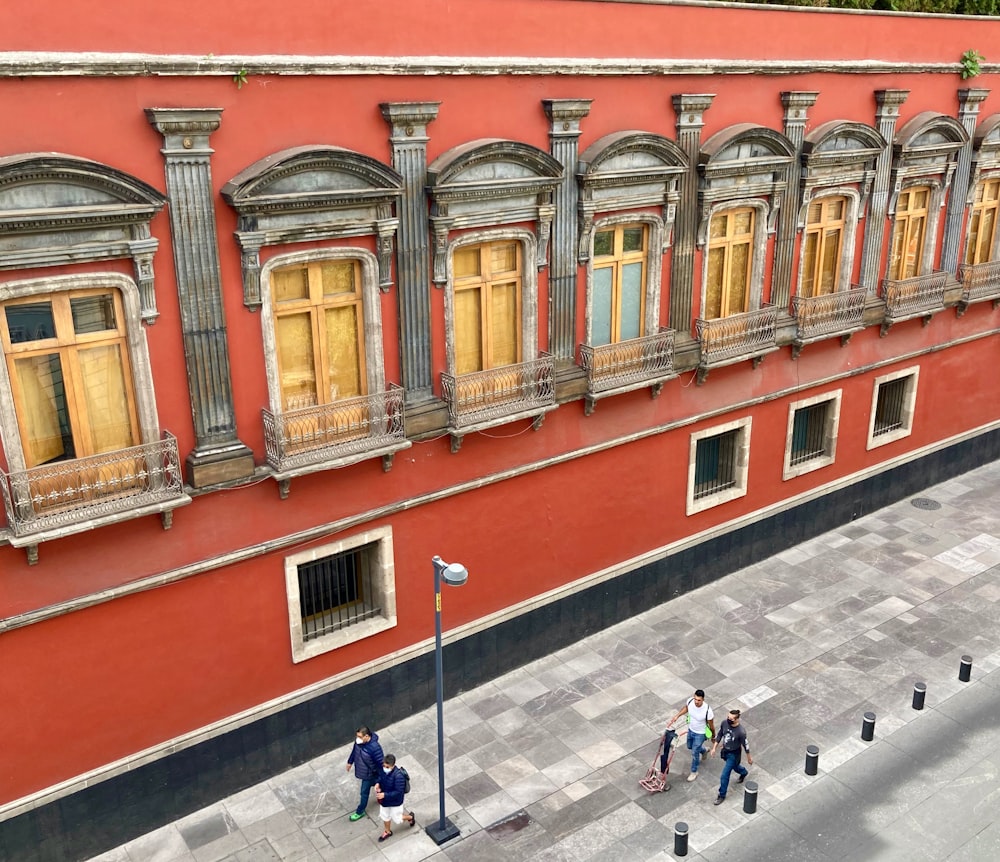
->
[966, 178, 1000, 266]
[591, 223, 648, 345]
[889, 186, 931, 281]
[705, 207, 755, 319]
[801, 196, 848, 297]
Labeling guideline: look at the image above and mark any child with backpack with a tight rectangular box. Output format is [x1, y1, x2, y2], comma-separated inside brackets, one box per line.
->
[373, 753, 415, 841]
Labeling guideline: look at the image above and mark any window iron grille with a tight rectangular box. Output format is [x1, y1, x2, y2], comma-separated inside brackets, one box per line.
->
[693, 429, 738, 500]
[790, 401, 830, 466]
[873, 377, 908, 437]
[298, 547, 380, 642]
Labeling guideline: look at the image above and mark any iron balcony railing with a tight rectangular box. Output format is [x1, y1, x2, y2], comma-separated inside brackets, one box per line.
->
[441, 353, 555, 430]
[958, 259, 1000, 307]
[579, 329, 676, 397]
[695, 304, 778, 369]
[0, 432, 185, 539]
[881, 271, 948, 324]
[262, 384, 406, 474]
[791, 286, 868, 344]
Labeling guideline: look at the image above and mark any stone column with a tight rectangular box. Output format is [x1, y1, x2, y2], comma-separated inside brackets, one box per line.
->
[380, 102, 440, 404]
[542, 99, 592, 363]
[145, 108, 254, 488]
[942, 88, 991, 274]
[670, 95, 715, 334]
[859, 90, 910, 291]
[774, 92, 819, 310]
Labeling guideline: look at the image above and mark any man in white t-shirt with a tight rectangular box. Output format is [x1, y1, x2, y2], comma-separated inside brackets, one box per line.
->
[667, 689, 716, 781]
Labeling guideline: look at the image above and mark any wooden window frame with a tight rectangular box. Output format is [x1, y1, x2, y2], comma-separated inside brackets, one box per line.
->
[270, 257, 367, 411]
[889, 186, 931, 281]
[590, 223, 649, 345]
[801, 196, 848, 297]
[705, 207, 755, 319]
[965, 177, 1000, 266]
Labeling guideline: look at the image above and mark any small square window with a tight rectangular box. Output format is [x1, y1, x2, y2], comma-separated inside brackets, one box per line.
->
[285, 526, 397, 662]
[783, 390, 842, 480]
[687, 417, 752, 515]
[867, 367, 919, 450]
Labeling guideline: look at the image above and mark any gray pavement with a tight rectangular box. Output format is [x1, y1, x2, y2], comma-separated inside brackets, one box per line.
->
[88, 460, 1000, 862]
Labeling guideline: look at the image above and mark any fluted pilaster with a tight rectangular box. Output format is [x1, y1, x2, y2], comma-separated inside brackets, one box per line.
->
[859, 90, 910, 291]
[146, 107, 254, 487]
[543, 99, 592, 362]
[671, 94, 715, 332]
[381, 102, 440, 403]
[775, 92, 819, 309]
[942, 88, 990, 274]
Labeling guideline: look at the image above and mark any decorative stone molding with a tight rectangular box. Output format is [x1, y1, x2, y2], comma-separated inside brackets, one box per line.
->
[221, 146, 403, 309]
[942, 89, 991, 273]
[968, 112, 1000, 204]
[887, 112, 968, 214]
[0, 153, 166, 323]
[426, 139, 563, 284]
[696, 124, 795, 247]
[576, 131, 686, 262]
[799, 121, 885, 221]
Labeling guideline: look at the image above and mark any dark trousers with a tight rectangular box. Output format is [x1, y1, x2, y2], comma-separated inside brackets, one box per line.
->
[356, 776, 375, 814]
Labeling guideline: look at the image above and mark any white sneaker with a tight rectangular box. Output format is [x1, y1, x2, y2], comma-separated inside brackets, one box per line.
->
[687, 772, 698, 782]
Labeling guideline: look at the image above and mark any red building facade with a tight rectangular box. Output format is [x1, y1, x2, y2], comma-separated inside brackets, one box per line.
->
[2, 2, 1000, 858]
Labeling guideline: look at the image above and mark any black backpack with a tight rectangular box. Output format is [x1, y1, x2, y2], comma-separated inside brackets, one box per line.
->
[398, 766, 410, 794]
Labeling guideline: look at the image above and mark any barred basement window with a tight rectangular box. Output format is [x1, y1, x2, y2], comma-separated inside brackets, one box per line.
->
[298, 548, 379, 642]
[867, 367, 919, 451]
[687, 417, 752, 515]
[783, 391, 841, 480]
[284, 526, 397, 662]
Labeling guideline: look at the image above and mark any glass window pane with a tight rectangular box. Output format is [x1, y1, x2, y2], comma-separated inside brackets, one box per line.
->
[592, 266, 613, 346]
[727, 241, 750, 314]
[734, 210, 753, 235]
[71, 294, 117, 334]
[709, 214, 727, 240]
[819, 228, 841, 294]
[275, 313, 318, 410]
[966, 211, 982, 266]
[620, 262, 643, 341]
[593, 230, 614, 257]
[801, 231, 818, 297]
[490, 282, 519, 367]
[453, 247, 481, 279]
[321, 261, 355, 297]
[13, 353, 73, 466]
[77, 344, 135, 453]
[325, 306, 363, 400]
[705, 247, 725, 319]
[489, 242, 518, 275]
[5, 302, 55, 343]
[454, 288, 483, 374]
[272, 266, 310, 303]
[978, 208, 996, 263]
[622, 227, 644, 253]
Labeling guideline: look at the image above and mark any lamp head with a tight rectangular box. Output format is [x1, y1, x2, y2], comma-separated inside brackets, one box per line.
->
[442, 562, 468, 587]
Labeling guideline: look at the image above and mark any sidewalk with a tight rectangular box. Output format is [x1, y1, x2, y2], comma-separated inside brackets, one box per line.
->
[89, 460, 1000, 862]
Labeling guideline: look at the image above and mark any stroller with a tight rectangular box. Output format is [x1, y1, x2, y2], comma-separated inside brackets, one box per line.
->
[639, 727, 680, 793]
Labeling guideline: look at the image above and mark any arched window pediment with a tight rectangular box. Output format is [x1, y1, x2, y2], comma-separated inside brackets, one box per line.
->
[223, 146, 403, 308]
[974, 114, 1000, 152]
[895, 113, 968, 153]
[576, 132, 687, 262]
[426, 139, 563, 284]
[800, 122, 885, 222]
[0, 153, 166, 323]
[701, 124, 795, 168]
[971, 114, 1000, 187]
[804, 122, 885, 160]
[890, 114, 968, 212]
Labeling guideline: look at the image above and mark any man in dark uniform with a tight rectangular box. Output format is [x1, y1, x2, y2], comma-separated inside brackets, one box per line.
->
[710, 708, 753, 805]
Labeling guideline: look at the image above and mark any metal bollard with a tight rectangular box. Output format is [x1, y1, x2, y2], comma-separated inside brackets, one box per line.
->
[912, 682, 927, 710]
[959, 655, 973, 683]
[805, 744, 819, 776]
[861, 711, 876, 742]
[743, 780, 758, 814]
[673, 821, 688, 857]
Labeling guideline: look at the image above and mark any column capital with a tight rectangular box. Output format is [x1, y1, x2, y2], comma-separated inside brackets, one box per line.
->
[673, 94, 715, 130]
[875, 89, 910, 116]
[380, 102, 441, 142]
[145, 108, 223, 152]
[781, 91, 819, 119]
[958, 87, 991, 114]
[543, 99, 592, 136]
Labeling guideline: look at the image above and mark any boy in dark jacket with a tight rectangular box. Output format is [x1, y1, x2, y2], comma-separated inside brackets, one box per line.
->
[346, 726, 384, 820]
[374, 753, 415, 841]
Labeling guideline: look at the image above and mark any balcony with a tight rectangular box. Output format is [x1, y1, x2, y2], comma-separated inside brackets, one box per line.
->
[441, 353, 556, 452]
[880, 271, 948, 335]
[957, 259, 1000, 316]
[695, 305, 778, 385]
[579, 329, 676, 415]
[262, 384, 410, 497]
[0, 432, 190, 564]
[790, 286, 868, 358]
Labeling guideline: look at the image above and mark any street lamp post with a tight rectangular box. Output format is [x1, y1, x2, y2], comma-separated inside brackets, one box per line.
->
[426, 555, 468, 846]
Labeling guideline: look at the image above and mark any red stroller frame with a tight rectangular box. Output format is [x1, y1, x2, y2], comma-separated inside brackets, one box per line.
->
[639, 727, 679, 793]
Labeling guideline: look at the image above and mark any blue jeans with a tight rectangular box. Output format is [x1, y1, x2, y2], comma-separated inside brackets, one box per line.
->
[718, 751, 747, 799]
[687, 731, 707, 773]
[356, 777, 375, 815]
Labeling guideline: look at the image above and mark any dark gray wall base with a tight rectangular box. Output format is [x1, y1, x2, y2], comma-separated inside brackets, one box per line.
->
[4, 430, 998, 862]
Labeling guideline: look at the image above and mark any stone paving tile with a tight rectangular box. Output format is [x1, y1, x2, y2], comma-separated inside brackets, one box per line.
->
[89, 463, 1000, 862]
